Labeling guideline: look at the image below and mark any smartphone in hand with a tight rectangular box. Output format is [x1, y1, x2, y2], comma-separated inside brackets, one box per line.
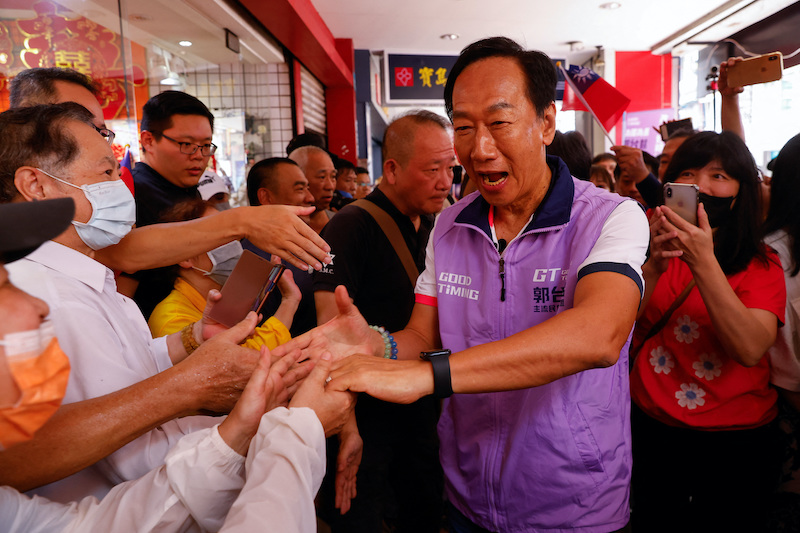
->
[663, 183, 699, 225]
[207, 250, 285, 328]
[727, 52, 783, 87]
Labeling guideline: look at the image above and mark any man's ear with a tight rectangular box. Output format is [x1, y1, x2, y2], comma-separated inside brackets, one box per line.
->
[178, 259, 195, 269]
[140, 130, 154, 153]
[257, 187, 271, 206]
[14, 166, 47, 202]
[383, 159, 399, 186]
[541, 102, 557, 146]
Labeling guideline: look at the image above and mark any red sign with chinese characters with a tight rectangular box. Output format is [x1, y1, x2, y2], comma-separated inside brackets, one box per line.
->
[0, 0, 147, 120]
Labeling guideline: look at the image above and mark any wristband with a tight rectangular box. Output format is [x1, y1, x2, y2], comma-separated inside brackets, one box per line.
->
[181, 323, 201, 356]
[420, 349, 453, 398]
[368, 325, 398, 359]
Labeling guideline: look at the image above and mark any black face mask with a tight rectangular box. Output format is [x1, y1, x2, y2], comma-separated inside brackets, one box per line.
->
[698, 193, 735, 229]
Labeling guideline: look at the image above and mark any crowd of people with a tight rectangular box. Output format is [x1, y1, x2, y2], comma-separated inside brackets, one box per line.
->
[0, 34, 799, 533]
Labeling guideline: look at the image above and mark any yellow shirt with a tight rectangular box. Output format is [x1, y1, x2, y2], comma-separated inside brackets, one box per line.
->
[149, 278, 291, 351]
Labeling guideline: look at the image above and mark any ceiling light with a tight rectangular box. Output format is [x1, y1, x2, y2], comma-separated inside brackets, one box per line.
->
[599, 2, 621, 9]
[178, 40, 192, 47]
[440, 34, 459, 40]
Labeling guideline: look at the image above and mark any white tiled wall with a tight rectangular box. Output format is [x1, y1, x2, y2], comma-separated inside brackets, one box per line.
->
[154, 61, 295, 161]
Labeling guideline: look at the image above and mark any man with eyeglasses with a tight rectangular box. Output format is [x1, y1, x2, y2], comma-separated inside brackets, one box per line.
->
[127, 91, 225, 316]
[133, 91, 217, 228]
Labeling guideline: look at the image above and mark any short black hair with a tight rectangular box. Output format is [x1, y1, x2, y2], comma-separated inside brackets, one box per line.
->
[444, 37, 556, 120]
[9, 68, 98, 108]
[247, 157, 299, 206]
[286, 131, 326, 155]
[592, 153, 616, 165]
[141, 91, 214, 139]
[0, 103, 95, 203]
[547, 130, 592, 181]
[663, 131, 766, 275]
[355, 166, 369, 175]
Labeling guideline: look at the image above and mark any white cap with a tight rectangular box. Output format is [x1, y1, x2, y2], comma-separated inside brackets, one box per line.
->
[197, 170, 229, 200]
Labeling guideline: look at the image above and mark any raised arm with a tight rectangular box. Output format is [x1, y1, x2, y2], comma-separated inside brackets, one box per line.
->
[96, 205, 330, 273]
[657, 204, 778, 366]
[329, 271, 639, 403]
[719, 57, 746, 141]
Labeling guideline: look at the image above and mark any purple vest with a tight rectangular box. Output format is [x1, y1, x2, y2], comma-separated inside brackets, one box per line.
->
[433, 157, 632, 532]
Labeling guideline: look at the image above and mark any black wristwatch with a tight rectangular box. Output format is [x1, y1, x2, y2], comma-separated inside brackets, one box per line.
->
[420, 349, 453, 398]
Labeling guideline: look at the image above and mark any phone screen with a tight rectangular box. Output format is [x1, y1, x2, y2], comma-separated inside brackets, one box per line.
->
[207, 250, 285, 328]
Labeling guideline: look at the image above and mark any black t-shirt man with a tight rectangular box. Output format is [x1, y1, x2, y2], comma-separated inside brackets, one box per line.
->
[133, 162, 200, 228]
[312, 187, 442, 533]
[130, 162, 200, 317]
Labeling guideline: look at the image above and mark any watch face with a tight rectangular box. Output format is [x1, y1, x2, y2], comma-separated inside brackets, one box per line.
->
[420, 349, 451, 360]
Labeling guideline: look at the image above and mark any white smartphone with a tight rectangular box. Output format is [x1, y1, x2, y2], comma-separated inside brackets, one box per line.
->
[663, 183, 699, 225]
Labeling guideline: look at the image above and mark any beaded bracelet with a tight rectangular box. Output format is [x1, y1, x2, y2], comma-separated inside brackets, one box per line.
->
[369, 325, 398, 360]
[180, 323, 201, 355]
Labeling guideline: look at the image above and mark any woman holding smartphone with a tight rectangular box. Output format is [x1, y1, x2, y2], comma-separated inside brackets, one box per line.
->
[629, 131, 786, 531]
[148, 198, 301, 351]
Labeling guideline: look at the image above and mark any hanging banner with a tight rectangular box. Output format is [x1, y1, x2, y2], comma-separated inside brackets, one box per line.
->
[622, 109, 676, 155]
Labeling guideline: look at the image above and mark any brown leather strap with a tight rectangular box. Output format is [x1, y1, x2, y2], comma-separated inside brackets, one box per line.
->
[351, 199, 420, 286]
[631, 279, 696, 359]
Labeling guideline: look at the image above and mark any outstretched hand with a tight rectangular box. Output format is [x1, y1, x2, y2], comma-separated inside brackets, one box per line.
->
[178, 311, 261, 414]
[290, 352, 356, 437]
[217, 345, 303, 455]
[278, 286, 383, 364]
[334, 414, 362, 514]
[327, 354, 433, 405]
[245, 204, 331, 272]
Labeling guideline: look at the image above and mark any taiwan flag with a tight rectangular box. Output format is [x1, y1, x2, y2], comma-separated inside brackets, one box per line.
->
[560, 64, 630, 134]
[119, 147, 134, 196]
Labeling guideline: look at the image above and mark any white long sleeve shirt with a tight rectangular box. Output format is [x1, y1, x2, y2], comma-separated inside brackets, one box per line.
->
[0, 407, 325, 533]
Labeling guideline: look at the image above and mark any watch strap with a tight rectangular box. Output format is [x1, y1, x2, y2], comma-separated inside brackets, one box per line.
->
[428, 353, 453, 398]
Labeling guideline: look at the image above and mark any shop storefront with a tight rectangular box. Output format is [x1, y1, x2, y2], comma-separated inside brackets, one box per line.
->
[0, 0, 305, 194]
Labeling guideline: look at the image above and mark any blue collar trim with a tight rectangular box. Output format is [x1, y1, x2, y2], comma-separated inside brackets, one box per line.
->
[454, 155, 574, 233]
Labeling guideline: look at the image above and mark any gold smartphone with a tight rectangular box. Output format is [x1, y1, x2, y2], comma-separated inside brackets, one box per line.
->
[727, 52, 783, 87]
[207, 250, 285, 328]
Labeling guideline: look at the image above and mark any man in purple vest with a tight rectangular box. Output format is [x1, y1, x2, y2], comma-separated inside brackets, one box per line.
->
[290, 37, 649, 533]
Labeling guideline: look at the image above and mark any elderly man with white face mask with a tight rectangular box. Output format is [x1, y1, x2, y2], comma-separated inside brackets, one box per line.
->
[0, 103, 315, 505]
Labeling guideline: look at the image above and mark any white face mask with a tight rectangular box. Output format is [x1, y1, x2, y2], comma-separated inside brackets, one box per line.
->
[192, 240, 243, 286]
[37, 168, 135, 250]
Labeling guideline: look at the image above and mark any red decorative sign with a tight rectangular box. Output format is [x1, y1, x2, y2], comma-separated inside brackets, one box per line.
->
[0, 0, 147, 120]
[394, 67, 413, 87]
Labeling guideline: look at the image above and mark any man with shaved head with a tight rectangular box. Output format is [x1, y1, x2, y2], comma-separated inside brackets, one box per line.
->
[289, 146, 337, 233]
[313, 110, 456, 532]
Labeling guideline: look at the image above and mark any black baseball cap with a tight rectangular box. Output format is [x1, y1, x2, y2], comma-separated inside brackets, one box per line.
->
[0, 198, 75, 263]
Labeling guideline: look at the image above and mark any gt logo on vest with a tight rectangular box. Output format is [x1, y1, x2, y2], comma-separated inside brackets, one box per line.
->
[532, 268, 567, 283]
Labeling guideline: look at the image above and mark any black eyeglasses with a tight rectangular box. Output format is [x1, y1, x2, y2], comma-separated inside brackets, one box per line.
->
[94, 125, 116, 145]
[161, 134, 217, 156]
